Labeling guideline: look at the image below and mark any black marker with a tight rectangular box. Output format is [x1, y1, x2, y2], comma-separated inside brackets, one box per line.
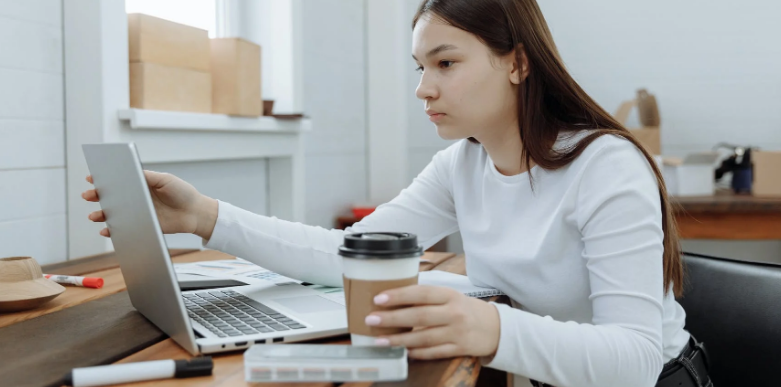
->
[63, 357, 213, 387]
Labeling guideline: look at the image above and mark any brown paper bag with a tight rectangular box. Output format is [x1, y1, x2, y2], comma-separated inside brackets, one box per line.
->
[614, 89, 662, 155]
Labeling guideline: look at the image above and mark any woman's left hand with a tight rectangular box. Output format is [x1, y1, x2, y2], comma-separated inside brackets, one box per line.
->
[365, 285, 501, 360]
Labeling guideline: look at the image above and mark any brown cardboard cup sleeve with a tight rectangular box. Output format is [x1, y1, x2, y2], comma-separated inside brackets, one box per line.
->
[343, 275, 418, 337]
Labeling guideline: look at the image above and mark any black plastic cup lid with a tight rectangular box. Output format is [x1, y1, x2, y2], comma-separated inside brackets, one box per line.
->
[338, 232, 423, 259]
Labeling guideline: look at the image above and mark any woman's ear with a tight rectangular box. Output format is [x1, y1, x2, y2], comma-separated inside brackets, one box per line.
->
[509, 45, 529, 85]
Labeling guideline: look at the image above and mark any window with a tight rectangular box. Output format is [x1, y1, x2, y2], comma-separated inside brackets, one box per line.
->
[125, 0, 217, 37]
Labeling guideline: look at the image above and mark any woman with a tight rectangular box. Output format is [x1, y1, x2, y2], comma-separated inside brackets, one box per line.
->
[83, 1, 712, 386]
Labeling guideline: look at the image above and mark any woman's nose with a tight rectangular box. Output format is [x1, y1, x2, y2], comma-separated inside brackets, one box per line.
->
[415, 74, 438, 100]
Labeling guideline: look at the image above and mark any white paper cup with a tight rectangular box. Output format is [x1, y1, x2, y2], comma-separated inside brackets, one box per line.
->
[343, 256, 420, 345]
[339, 233, 423, 346]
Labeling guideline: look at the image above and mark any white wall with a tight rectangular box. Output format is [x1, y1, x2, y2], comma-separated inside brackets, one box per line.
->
[402, 0, 457, 186]
[538, 1, 781, 156]
[237, 0, 305, 114]
[401, 0, 462, 252]
[4, 0, 776, 263]
[397, 0, 781, 258]
[0, 0, 367, 262]
[538, 1, 781, 262]
[144, 159, 269, 249]
[402, 0, 781, 167]
[0, 0, 66, 264]
[300, 0, 368, 228]
[100, 0, 366, 245]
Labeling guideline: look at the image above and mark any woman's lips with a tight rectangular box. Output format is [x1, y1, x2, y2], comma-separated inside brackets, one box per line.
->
[428, 113, 445, 123]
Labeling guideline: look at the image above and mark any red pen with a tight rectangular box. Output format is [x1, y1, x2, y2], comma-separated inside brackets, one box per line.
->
[44, 274, 104, 289]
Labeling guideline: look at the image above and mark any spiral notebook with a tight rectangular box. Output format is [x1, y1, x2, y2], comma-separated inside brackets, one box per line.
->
[419, 270, 505, 298]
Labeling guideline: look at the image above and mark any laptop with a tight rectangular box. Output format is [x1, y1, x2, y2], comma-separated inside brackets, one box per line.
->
[82, 143, 348, 355]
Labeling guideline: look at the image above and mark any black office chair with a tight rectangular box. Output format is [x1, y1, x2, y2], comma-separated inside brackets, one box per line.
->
[678, 252, 781, 386]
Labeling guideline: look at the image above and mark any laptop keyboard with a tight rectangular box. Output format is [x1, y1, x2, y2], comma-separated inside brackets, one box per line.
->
[183, 289, 306, 338]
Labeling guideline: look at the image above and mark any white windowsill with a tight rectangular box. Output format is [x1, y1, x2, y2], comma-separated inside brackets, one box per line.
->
[117, 108, 311, 133]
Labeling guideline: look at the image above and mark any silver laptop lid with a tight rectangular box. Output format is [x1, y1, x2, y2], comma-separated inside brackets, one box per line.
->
[83, 143, 199, 355]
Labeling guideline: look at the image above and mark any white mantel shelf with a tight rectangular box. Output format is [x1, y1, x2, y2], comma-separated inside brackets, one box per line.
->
[113, 108, 309, 229]
[113, 108, 310, 165]
[118, 108, 312, 133]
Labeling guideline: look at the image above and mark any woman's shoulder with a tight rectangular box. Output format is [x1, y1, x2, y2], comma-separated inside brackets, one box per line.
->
[568, 131, 662, 226]
[566, 131, 651, 169]
[560, 129, 636, 153]
[434, 133, 652, 177]
[569, 131, 658, 190]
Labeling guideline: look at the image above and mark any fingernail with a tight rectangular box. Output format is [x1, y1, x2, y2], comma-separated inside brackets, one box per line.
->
[365, 315, 381, 326]
[374, 294, 389, 305]
[374, 338, 390, 346]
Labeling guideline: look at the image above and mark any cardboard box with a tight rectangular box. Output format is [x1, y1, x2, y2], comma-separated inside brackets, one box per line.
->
[128, 13, 210, 72]
[614, 89, 661, 155]
[210, 38, 261, 116]
[753, 150, 781, 196]
[130, 62, 211, 113]
[663, 153, 720, 196]
[628, 127, 661, 156]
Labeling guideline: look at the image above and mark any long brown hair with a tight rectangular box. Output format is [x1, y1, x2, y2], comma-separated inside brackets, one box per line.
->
[413, 0, 683, 297]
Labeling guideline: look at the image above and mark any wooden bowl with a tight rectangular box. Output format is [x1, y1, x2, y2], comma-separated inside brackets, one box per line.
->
[0, 257, 65, 313]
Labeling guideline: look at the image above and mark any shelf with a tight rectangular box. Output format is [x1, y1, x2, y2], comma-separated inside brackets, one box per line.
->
[117, 108, 311, 133]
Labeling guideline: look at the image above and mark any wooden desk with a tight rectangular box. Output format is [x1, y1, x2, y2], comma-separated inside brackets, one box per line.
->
[673, 191, 781, 240]
[0, 250, 497, 387]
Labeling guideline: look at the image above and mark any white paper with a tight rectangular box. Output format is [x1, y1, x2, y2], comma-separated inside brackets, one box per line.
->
[174, 259, 302, 285]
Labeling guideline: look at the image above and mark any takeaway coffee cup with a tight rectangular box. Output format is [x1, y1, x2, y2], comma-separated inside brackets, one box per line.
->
[339, 232, 423, 346]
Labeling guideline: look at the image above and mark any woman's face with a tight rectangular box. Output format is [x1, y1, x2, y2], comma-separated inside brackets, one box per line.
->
[412, 14, 522, 141]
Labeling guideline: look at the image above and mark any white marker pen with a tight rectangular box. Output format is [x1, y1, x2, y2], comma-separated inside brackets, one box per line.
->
[63, 357, 213, 387]
[44, 274, 104, 289]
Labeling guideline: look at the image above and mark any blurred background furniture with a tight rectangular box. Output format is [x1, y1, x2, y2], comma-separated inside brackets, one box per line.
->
[673, 190, 781, 240]
[678, 252, 781, 386]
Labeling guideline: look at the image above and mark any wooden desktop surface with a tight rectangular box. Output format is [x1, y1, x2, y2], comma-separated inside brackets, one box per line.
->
[673, 190, 781, 239]
[0, 250, 498, 387]
[13, 192, 774, 385]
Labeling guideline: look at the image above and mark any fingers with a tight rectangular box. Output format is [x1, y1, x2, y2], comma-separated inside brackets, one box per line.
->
[84, 175, 109, 238]
[81, 189, 99, 202]
[408, 343, 461, 360]
[374, 285, 456, 307]
[378, 326, 452, 349]
[88, 211, 109, 237]
[89, 171, 172, 191]
[143, 170, 169, 188]
[366, 305, 452, 328]
[88, 210, 106, 222]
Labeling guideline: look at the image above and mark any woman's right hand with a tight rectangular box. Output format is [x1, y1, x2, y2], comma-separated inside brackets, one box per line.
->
[81, 170, 219, 240]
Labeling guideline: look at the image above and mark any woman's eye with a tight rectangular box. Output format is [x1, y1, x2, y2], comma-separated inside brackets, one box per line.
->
[415, 65, 424, 73]
[439, 60, 454, 69]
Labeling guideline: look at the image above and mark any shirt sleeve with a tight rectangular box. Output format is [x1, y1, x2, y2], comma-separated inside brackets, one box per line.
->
[483, 138, 666, 387]
[204, 143, 461, 287]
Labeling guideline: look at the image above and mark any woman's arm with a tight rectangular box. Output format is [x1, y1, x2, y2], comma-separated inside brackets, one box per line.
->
[483, 139, 666, 387]
[203, 143, 461, 287]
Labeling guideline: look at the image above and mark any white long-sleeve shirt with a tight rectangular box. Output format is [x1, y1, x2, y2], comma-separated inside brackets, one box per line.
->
[204, 133, 690, 387]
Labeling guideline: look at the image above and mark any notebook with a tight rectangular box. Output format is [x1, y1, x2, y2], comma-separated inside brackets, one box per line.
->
[418, 270, 505, 298]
